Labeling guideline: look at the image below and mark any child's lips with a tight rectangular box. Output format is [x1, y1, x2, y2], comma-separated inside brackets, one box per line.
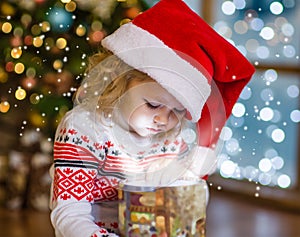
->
[147, 127, 163, 133]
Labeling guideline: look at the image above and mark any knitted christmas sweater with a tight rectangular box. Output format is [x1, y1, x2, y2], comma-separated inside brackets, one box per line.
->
[49, 106, 188, 237]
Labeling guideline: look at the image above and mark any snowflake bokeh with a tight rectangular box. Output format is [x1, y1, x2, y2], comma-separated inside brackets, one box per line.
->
[213, 0, 299, 189]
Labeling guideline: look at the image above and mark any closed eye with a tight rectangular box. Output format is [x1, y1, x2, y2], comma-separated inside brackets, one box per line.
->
[144, 99, 186, 114]
[144, 99, 161, 109]
[174, 108, 186, 114]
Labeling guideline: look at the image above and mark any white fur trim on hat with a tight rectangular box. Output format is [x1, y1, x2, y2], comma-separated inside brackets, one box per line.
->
[101, 22, 211, 122]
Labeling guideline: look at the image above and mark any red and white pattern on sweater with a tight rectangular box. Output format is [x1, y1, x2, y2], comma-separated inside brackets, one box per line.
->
[90, 228, 112, 237]
[92, 222, 119, 237]
[53, 166, 95, 202]
[53, 141, 119, 202]
[52, 126, 187, 203]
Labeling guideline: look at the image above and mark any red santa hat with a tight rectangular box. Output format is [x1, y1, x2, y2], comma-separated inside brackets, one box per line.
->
[102, 0, 255, 177]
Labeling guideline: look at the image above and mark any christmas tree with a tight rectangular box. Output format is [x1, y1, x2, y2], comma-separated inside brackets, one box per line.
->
[0, 0, 148, 139]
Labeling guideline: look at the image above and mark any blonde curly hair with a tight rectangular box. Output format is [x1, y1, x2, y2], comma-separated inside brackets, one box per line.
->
[74, 49, 150, 115]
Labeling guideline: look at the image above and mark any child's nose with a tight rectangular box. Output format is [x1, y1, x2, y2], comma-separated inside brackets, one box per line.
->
[153, 107, 171, 125]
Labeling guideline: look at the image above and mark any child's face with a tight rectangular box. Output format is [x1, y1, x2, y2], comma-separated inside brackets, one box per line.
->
[117, 78, 186, 138]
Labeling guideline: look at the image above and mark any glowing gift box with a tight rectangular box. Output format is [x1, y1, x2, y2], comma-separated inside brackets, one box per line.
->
[118, 179, 207, 237]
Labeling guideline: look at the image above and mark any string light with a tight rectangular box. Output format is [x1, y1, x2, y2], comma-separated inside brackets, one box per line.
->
[15, 87, 26, 100]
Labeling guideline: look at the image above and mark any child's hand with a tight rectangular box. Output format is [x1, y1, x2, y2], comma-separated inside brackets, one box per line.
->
[144, 157, 188, 186]
[123, 158, 179, 187]
[183, 146, 217, 179]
